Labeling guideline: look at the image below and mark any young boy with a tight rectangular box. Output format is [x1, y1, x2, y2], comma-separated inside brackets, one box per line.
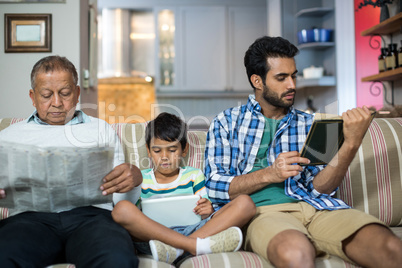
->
[112, 112, 256, 264]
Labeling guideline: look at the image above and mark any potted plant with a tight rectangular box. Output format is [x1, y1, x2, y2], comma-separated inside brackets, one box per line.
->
[355, 0, 394, 22]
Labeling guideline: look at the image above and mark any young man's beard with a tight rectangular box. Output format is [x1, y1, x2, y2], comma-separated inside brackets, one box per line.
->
[262, 84, 296, 108]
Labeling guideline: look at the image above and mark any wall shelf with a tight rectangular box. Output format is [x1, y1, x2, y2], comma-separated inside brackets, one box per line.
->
[297, 76, 336, 89]
[361, 68, 402, 82]
[298, 42, 334, 50]
[286, 1, 337, 112]
[295, 7, 334, 18]
[361, 12, 402, 36]
[361, 12, 402, 84]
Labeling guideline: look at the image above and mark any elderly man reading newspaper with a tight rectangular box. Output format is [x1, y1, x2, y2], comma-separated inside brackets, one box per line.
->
[0, 56, 142, 267]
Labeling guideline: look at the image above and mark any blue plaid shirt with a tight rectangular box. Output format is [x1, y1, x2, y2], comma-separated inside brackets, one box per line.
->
[204, 95, 350, 211]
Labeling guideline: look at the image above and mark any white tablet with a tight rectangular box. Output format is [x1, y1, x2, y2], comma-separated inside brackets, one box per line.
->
[141, 195, 202, 227]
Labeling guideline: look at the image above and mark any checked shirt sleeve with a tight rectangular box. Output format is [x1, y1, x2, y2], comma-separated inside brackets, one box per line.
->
[204, 118, 236, 210]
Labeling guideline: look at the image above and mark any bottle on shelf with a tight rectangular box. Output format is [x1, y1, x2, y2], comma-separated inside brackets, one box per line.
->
[399, 40, 402, 68]
[378, 47, 387, 72]
[385, 44, 397, 70]
[390, 43, 399, 67]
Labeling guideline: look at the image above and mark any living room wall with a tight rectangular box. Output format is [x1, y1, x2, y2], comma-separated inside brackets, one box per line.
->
[0, 0, 81, 119]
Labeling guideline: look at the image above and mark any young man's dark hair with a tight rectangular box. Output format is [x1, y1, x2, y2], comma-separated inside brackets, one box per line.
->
[145, 112, 188, 150]
[244, 36, 299, 90]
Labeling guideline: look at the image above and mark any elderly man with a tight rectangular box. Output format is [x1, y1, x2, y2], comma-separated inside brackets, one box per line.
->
[0, 56, 142, 267]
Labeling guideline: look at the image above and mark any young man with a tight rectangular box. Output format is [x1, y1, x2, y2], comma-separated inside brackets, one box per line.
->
[0, 56, 142, 267]
[112, 112, 256, 264]
[204, 36, 402, 268]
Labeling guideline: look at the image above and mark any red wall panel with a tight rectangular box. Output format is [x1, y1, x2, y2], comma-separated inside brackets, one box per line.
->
[354, 0, 384, 109]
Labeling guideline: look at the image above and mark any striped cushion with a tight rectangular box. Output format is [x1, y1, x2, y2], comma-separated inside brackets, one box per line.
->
[138, 255, 175, 268]
[178, 252, 273, 268]
[0, 118, 25, 130]
[337, 118, 402, 227]
[0, 208, 8, 220]
[44, 256, 175, 268]
[177, 251, 360, 268]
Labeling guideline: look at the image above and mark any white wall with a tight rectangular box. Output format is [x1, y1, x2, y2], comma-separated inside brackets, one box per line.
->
[267, 0, 282, 37]
[335, 0, 356, 113]
[0, 0, 81, 119]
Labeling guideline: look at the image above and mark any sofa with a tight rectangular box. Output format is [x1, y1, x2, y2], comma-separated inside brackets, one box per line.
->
[0, 116, 401, 268]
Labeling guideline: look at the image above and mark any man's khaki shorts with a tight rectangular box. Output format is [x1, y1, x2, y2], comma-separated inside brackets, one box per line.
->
[244, 202, 385, 263]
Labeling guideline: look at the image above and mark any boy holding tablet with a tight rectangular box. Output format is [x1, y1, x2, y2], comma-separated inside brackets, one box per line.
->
[112, 112, 256, 264]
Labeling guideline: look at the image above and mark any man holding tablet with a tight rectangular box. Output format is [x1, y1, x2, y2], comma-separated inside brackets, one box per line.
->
[204, 36, 402, 268]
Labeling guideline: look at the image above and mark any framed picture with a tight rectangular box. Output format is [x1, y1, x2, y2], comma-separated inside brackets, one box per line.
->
[0, 1, 65, 3]
[4, 14, 52, 53]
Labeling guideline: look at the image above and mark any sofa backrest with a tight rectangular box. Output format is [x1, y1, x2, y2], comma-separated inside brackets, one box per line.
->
[0, 119, 207, 171]
[336, 118, 402, 227]
[0, 117, 401, 227]
[110, 122, 207, 170]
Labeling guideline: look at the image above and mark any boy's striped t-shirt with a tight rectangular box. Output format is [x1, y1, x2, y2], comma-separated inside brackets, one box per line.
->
[141, 166, 209, 200]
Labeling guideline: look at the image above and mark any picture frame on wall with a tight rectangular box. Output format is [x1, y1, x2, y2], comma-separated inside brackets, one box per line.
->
[0, 1, 65, 3]
[4, 14, 52, 53]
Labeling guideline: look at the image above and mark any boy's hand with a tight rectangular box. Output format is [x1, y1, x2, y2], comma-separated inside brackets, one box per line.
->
[194, 197, 214, 219]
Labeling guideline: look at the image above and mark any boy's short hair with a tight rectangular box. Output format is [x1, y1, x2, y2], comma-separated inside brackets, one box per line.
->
[145, 112, 188, 150]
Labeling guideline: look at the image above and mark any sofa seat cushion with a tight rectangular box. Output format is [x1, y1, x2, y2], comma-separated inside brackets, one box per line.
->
[178, 251, 272, 268]
[45, 255, 175, 268]
[177, 251, 365, 268]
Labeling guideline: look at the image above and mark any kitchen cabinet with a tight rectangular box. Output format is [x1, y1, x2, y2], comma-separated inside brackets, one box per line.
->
[228, 6, 267, 91]
[156, 4, 267, 93]
[97, 0, 266, 93]
[179, 6, 227, 91]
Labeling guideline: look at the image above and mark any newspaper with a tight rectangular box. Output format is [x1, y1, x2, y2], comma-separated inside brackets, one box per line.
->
[0, 142, 114, 213]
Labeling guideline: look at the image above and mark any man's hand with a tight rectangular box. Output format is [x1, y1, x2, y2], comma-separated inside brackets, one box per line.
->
[342, 106, 372, 149]
[229, 151, 309, 199]
[267, 151, 310, 183]
[312, 106, 373, 194]
[100, 163, 142, 196]
[194, 197, 214, 218]
[0, 189, 5, 199]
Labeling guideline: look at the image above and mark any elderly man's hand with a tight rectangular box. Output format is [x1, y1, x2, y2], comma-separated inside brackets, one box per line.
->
[100, 163, 142, 196]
